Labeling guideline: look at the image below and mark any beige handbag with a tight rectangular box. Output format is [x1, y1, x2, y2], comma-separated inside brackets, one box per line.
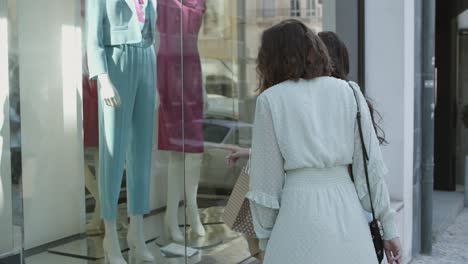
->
[222, 166, 256, 237]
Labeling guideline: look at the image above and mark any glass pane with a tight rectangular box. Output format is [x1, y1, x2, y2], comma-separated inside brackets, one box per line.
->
[0, 0, 16, 258]
[0, 1, 23, 262]
[3, 0, 359, 263]
[203, 122, 231, 144]
[182, 0, 336, 263]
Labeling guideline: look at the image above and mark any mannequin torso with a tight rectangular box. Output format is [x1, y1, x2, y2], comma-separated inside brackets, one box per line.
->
[88, 0, 157, 108]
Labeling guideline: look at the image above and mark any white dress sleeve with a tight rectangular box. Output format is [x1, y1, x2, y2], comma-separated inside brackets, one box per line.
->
[246, 95, 285, 250]
[349, 82, 399, 240]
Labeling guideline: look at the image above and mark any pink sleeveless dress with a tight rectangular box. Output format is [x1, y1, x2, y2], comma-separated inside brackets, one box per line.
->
[157, 0, 206, 153]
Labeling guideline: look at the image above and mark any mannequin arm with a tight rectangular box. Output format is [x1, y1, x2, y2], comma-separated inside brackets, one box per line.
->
[87, 0, 108, 80]
[98, 74, 122, 108]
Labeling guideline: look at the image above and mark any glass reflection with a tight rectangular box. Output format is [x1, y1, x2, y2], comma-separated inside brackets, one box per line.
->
[1, 0, 23, 260]
[8, 0, 333, 263]
[0, 12, 14, 254]
[156, 0, 207, 246]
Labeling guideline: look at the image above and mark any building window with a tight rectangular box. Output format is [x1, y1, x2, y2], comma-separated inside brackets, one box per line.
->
[290, 0, 301, 17]
[262, 0, 276, 18]
[306, 0, 316, 17]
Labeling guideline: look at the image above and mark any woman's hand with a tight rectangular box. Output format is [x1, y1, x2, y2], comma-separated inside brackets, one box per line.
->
[220, 145, 250, 167]
[252, 250, 264, 263]
[384, 238, 402, 264]
[257, 251, 264, 262]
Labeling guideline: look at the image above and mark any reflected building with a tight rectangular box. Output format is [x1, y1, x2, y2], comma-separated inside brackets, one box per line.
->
[199, 0, 323, 122]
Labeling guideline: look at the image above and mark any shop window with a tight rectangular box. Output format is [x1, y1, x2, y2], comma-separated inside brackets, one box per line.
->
[0, 0, 363, 263]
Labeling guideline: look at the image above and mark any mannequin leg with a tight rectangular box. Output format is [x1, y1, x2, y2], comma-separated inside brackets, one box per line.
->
[165, 152, 205, 241]
[103, 220, 127, 264]
[125, 46, 155, 218]
[99, 104, 128, 262]
[98, 45, 136, 264]
[127, 215, 154, 262]
[125, 46, 155, 261]
[165, 152, 185, 242]
[185, 153, 205, 236]
[98, 47, 134, 221]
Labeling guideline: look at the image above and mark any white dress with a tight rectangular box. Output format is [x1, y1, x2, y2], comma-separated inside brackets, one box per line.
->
[246, 77, 399, 264]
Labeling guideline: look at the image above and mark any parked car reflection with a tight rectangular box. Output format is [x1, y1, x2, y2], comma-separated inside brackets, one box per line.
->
[201, 118, 252, 192]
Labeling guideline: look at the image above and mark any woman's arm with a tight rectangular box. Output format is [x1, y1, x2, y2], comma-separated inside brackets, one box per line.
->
[246, 95, 285, 251]
[349, 83, 398, 241]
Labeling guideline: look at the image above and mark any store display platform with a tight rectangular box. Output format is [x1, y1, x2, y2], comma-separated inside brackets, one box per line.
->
[27, 236, 260, 264]
[37, 206, 257, 264]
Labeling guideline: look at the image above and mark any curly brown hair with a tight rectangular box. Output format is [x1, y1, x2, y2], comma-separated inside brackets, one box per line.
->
[317, 31, 350, 81]
[257, 19, 332, 94]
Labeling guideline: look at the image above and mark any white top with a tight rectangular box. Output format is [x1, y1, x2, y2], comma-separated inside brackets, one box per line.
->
[246, 77, 398, 249]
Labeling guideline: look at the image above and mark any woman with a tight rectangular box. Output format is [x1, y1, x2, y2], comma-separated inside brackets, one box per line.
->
[246, 20, 402, 263]
[225, 29, 397, 262]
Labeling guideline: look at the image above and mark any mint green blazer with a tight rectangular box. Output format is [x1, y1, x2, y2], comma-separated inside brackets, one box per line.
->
[87, 0, 157, 79]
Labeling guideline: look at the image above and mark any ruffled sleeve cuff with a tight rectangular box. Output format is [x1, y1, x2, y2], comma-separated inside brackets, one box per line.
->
[246, 191, 280, 209]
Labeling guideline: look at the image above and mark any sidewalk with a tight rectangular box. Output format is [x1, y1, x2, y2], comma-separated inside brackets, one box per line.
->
[411, 208, 468, 263]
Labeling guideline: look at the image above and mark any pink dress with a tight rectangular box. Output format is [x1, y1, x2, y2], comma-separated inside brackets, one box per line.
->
[157, 0, 206, 153]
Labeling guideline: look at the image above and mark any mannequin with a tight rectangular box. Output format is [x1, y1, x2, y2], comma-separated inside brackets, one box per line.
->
[156, 0, 207, 242]
[164, 152, 205, 242]
[87, 0, 157, 263]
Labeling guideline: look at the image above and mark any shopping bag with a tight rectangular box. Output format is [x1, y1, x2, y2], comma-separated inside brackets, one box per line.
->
[222, 167, 256, 237]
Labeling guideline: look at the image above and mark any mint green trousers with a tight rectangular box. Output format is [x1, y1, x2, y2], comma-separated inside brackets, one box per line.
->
[98, 43, 156, 220]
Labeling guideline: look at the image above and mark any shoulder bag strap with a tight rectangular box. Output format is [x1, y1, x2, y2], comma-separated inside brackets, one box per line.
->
[348, 82, 377, 222]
